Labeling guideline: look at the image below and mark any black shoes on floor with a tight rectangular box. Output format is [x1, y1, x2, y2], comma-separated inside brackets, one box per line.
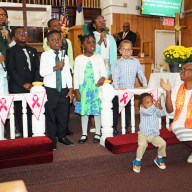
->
[58, 137, 75, 147]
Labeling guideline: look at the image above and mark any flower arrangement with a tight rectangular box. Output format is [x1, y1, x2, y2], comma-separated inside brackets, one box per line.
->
[187, 47, 192, 62]
[163, 45, 190, 64]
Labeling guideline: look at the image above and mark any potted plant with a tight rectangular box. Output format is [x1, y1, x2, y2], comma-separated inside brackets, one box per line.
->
[163, 45, 190, 72]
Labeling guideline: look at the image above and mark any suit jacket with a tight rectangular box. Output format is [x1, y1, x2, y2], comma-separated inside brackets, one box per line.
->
[6, 44, 40, 93]
[116, 30, 137, 47]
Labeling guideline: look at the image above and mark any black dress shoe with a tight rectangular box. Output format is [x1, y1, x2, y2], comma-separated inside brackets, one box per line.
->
[53, 142, 57, 151]
[93, 134, 100, 143]
[58, 137, 75, 146]
[66, 130, 73, 136]
[78, 135, 88, 144]
[113, 129, 119, 137]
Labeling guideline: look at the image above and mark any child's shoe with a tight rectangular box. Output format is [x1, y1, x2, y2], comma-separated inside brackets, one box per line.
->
[154, 157, 166, 169]
[132, 159, 141, 173]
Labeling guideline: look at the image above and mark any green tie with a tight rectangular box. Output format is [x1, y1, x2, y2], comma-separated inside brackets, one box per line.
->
[54, 51, 62, 92]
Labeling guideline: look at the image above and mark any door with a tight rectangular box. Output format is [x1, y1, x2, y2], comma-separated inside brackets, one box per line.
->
[155, 30, 181, 68]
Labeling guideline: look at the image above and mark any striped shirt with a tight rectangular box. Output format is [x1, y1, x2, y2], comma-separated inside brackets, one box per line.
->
[112, 56, 147, 89]
[140, 105, 165, 136]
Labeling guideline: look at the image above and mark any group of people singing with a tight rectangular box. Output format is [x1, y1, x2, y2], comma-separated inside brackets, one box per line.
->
[0, 7, 192, 172]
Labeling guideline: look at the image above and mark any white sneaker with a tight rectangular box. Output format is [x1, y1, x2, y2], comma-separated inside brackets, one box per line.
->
[187, 153, 192, 163]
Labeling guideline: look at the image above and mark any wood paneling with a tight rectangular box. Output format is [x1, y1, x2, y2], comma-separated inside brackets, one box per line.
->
[181, 12, 192, 47]
[184, 0, 192, 11]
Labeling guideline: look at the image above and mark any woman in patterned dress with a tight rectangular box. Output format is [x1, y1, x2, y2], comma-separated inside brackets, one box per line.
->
[73, 33, 106, 144]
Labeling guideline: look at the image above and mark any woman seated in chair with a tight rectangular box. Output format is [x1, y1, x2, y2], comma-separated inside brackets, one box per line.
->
[160, 62, 192, 163]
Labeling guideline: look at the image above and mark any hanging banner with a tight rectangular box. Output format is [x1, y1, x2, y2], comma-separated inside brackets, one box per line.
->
[118, 90, 134, 113]
[25, 92, 46, 120]
[148, 89, 158, 103]
[0, 96, 14, 124]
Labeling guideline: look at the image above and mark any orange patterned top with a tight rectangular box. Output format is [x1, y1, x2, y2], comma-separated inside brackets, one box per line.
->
[172, 83, 192, 128]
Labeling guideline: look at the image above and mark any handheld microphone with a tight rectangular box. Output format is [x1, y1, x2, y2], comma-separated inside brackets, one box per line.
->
[101, 28, 107, 48]
[2, 22, 7, 40]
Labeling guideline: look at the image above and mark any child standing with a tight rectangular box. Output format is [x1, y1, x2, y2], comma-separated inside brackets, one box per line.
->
[132, 93, 167, 173]
[112, 40, 147, 136]
[73, 33, 106, 144]
[40, 30, 74, 150]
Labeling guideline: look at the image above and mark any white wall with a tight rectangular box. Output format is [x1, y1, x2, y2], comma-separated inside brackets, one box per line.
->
[100, 0, 141, 33]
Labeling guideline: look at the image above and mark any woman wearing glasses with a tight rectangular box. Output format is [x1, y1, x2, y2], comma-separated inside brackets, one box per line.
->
[160, 62, 192, 164]
[88, 15, 117, 80]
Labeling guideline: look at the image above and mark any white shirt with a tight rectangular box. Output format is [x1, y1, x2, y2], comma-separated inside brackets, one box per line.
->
[40, 49, 72, 89]
[73, 54, 107, 90]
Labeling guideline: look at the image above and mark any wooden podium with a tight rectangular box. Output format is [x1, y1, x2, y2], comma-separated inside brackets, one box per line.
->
[68, 25, 84, 59]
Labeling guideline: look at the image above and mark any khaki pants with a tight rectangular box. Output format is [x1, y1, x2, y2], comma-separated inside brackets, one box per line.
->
[136, 131, 166, 160]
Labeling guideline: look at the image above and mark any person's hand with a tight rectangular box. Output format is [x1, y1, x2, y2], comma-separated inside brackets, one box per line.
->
[98, 31, 106, 45]
[23, 83, 32, 90]
[66, 88, 74, 103]
[75, 89, 81, 102]
[57, 60, 64, 70]
[137, 86, 147, 89]
[0, 55, 5, 63]
[96, 77, 105, 87]
[160, 78, 171, 92]
[155, 101, 162, 109]
[1, 28, 11, 43]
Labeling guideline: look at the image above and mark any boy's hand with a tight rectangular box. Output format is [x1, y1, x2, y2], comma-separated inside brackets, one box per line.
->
[23, 83, 32, 90]
[66, 88, 74, 103]
[137, 86, 147, 89]
[57, 60, 64, 70]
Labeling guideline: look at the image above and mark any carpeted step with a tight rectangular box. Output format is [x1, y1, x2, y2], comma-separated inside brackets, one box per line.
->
[0, 136, 53, 169]
[105, 128, 180, 154]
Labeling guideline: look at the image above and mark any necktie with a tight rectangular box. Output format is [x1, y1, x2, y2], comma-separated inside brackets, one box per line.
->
[122, 32, 126, 39]
[23, 48, 31, 71]
[54, 51, 62, 92]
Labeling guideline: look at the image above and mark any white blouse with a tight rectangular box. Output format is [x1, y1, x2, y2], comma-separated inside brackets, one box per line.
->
[73, 54, 107, 90]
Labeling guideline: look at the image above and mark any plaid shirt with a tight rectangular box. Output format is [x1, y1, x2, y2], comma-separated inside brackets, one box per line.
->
[112, 56, 147, 89]
[140, 105, 165, 136]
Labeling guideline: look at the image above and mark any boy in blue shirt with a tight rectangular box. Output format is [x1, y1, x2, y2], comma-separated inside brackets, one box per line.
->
[112, 40, 147, 136]
[132, 93, 166, 173]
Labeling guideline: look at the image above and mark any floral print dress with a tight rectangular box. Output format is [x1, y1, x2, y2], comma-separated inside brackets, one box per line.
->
[75, 61, 101, 115]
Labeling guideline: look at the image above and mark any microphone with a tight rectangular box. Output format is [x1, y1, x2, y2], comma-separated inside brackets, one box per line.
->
[61, 49, 66, 61]
[2, 22, 7, 40]
[101, 28, 107, 48]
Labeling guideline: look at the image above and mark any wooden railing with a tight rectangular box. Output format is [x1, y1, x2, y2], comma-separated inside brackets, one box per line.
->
[0, 0, 100, 8]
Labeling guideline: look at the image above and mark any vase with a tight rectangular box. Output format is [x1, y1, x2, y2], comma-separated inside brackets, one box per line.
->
[169, 63, 182, 73]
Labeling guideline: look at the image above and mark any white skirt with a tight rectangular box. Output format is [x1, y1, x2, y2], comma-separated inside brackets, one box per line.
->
[172, 127, 192, 142]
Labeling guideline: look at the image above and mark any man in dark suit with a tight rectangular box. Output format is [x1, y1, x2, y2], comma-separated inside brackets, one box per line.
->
[6, 26, 40, 137]
[114, 22, 136, 52]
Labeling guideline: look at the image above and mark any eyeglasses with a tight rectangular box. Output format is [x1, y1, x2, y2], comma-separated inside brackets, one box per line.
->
[180, 68, 192, 72]
[95, 19, 106, 23]
[0, 14, 7, 17]
[15, 32, 28, 36]
[121, 48, 132, 52]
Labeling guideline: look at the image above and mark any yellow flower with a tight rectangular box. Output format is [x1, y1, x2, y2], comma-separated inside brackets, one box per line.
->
[163, 45, 190, 64]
